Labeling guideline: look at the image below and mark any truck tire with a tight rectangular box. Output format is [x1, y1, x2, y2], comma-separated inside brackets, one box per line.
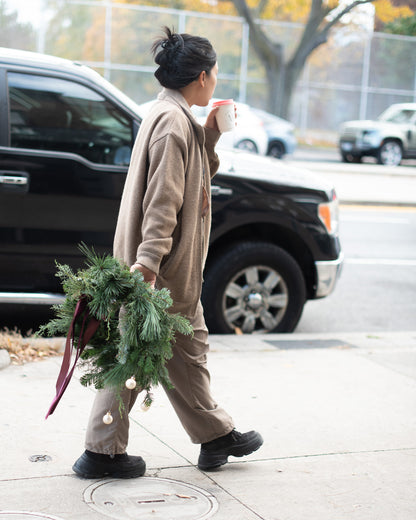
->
[202, 241, 306, 334]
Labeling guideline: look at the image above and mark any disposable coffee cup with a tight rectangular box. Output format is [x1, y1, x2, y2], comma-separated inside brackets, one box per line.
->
[212, 99, 235, 133]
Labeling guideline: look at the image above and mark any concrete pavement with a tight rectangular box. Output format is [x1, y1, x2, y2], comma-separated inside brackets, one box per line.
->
[1, 331, 415, 520]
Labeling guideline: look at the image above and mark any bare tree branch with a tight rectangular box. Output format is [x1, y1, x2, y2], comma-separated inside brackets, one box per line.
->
[257, 0, 269, 17]
[228, 0, 376, 117]
[291, 0, 375, 69]
[232, 0, 283, 65]
[321, 0, 374, 38]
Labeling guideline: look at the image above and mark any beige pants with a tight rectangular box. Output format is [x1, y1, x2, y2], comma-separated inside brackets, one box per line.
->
[85, 301, 234, 455]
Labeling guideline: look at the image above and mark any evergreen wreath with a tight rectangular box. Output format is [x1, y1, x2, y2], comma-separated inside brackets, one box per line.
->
[39, 243, 193, 415]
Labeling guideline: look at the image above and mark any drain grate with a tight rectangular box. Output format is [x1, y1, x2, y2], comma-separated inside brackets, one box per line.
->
[265, 339, 356, 350]
[28, 455, 52, 463]
[84, 477, 218, 520]
[0, 513, 64, 520]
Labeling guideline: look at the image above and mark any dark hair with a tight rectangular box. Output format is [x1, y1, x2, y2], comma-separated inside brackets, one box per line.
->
[151, 26, 217, 89]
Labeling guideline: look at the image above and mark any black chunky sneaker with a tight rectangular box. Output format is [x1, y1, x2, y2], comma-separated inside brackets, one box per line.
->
[72, 450, 146, 479]
[198, 429, 263, 471]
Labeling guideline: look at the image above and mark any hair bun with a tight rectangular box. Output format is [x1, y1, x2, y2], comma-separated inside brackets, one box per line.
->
[161, 32, 184, 52]
[151, 26, 216, 90]
[154, 28, 184, 68]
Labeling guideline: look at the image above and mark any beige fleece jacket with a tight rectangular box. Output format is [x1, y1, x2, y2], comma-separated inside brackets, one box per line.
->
[113, 88, 221, 316]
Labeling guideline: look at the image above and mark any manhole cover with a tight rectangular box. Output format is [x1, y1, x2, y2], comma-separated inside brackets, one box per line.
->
[84, 477, 219, 520]
[0, 513, 64, 520]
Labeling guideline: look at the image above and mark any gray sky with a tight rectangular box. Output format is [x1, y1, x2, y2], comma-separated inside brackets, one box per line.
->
[6, 0, 43, 27]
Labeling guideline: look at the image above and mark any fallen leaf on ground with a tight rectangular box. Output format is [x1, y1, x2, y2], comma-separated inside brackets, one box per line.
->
[0, 328, 64, 365]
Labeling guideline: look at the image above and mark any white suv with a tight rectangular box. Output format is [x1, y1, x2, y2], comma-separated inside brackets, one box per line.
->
[339, 103, 416, 166]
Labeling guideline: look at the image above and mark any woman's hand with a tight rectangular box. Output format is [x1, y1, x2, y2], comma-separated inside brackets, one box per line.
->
[204, 106, 220, 131]
[130, 263, 156, 288]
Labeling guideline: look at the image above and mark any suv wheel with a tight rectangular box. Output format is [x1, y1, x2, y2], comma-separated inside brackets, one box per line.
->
[268, 141, 285, 159]
[235, 139, 258, 154]
[377, 140, 402, 166]
[202, 242, 306, 334]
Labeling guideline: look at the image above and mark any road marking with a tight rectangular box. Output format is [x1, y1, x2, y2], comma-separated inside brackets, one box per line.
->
[345, 258, 416, 266]
[342, 215, 410, 224]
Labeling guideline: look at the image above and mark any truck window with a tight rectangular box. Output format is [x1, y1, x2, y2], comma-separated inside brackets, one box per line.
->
[8, 72, 133, 165]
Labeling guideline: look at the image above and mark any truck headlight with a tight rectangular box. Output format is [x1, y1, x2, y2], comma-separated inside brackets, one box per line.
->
[319, 191, 339, 235]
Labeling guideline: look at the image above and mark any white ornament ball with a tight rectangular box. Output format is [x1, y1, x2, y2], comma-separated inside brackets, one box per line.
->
[125, 377, 137, 390]
[140, 392, 154, 412]
[103, 412, 113, 425]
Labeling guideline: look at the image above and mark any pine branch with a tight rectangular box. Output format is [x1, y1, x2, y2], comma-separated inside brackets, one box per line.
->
[38, 244, 193, 408]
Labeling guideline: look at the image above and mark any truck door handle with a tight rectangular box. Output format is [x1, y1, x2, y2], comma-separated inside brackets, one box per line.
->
[0, 173, 28, 185]
[0, 171, 30, 192]
[211, 185, 233, 196]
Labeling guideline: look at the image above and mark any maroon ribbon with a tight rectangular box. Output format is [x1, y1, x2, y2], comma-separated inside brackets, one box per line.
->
[45, 297, 100, 419]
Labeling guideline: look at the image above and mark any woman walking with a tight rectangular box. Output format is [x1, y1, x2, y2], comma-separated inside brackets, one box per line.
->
[73, 27, 263, 478]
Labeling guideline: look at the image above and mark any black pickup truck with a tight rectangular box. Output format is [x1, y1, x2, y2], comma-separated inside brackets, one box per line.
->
[0, 48, 343, 334]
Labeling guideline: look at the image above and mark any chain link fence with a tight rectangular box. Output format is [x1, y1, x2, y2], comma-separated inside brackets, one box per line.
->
[3, 0, 416, 143]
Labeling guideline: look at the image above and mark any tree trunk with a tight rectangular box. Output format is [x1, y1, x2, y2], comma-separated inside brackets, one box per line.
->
[279, 52, 311, 119]
[262, 49, 283, 116]
[264, 54, 305, 119]
[265, 65, 283, 116]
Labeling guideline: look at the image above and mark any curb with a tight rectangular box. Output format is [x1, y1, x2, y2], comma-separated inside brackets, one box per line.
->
[289, 161, 416, 179]
[339, 200, 416, 208]
[0, 338, 65, 371]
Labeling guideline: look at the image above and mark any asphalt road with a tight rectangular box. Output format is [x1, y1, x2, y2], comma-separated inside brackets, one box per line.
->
[288, 148, 416, 334]
[296, 205, 416, 333]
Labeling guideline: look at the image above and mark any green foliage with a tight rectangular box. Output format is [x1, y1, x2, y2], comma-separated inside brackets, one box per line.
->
[384, 14, 416, 36]
[39, 244, 193, 406]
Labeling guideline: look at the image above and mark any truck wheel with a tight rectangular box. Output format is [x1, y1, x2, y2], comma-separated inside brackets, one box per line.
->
[202, 242, 306, 334]
[377, 140, 402, 166]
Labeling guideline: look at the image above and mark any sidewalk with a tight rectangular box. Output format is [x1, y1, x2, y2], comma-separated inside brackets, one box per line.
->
[1, 331, 415, 520]
[285, 153, 416, 207]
